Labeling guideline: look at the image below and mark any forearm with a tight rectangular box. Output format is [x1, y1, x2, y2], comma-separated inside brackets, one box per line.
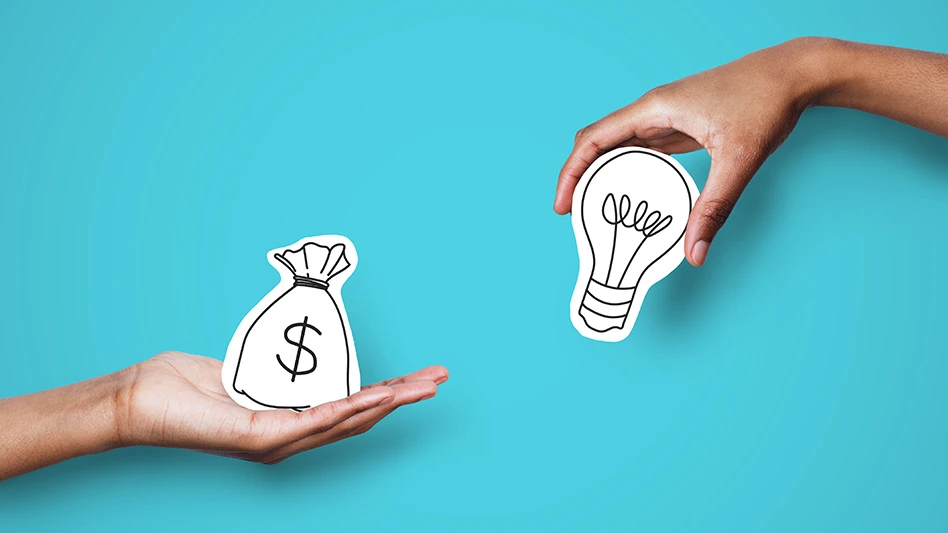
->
[0, 373, 125, 480]
[807, 37, 948, 137]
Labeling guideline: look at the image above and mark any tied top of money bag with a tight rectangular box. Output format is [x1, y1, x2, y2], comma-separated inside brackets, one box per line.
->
[274, 242, 350, 290]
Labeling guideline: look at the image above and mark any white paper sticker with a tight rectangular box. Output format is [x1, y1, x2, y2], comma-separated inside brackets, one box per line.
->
[570, 148, 699, 342]
[222, 235, 360, 410]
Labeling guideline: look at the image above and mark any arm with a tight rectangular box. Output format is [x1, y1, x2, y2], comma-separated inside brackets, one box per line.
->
[817, 39, 948, 137]
[554, 37, 948, 265]
[0, 373, 122, 480]
[0, 352, 448, 480]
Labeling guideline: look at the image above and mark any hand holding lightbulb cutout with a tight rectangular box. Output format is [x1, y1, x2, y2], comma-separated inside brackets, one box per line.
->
[570, 148, 698, 342]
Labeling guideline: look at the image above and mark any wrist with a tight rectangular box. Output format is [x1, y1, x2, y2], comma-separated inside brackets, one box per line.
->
[73, 370, 133, 454]
[106, 365, 140, 448]
[780, 37, 858, 109]
[779, 37, 847, 111]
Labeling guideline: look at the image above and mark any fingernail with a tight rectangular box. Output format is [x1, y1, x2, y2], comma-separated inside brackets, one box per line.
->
[377, 394, 395, 406]
[434, 376, 448, 385]
[691, 240, 710, 266]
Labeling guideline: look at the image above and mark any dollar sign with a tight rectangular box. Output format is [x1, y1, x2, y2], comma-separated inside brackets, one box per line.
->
[276, 316, 320, 382]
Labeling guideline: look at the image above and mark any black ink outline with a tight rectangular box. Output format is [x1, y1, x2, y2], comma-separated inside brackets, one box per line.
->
[276, 316, 321, 382]
[232, 242, 353, 410]
[580, 303, 628, 319]
[579, 149, 693, 333]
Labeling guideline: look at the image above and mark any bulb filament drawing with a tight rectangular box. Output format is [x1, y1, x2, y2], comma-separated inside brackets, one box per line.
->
[601, 193, 673, 287]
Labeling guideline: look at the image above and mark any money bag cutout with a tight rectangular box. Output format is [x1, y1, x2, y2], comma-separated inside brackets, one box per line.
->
[221, 235, 360, 411]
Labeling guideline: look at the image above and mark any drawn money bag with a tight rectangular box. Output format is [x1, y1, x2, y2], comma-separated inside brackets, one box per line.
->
[223, 236, 360, 411]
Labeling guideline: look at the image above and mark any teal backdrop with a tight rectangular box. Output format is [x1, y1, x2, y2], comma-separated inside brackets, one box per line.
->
[2, 1, 947, 531]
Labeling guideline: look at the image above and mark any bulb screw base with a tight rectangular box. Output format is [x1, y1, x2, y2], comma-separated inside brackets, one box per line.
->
[579, 280, 636, 333]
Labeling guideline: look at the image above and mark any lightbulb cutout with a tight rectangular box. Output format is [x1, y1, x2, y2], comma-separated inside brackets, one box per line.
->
[570, 147, 699, 342]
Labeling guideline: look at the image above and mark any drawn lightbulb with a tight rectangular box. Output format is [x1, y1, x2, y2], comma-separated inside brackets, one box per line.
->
[569, 147, 698, 342]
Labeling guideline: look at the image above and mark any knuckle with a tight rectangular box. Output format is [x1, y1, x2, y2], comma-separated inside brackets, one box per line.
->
[146, 351, 181, 368]
[641, 84, 668, 101]
[325, 402, 345, 419]
[312, 398, 358, 428]
[639, 84, 671, 108]
[699, 198, 736, 230]
[574, 125, 594, 144]
[574, 128, 605, 156]
[334, 397, 359, 418]
[317, 401, 346, 422]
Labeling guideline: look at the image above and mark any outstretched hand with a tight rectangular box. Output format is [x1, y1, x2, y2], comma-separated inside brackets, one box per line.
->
[115, 352, 448, 464]
[0, 351, 448, 479]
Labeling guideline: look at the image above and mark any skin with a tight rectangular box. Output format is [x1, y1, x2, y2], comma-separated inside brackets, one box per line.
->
[555, 37, 948, 266]
[0, 351, 448, 480]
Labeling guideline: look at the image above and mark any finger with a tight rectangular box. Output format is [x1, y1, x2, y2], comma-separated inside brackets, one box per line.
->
[555, 99, 668, 214]
[684, 149, 764, 266]
[362, 365, 450, 390]
[262, 380, 439, 464]
[248, 386, 397, 449]
[304, 380, 437, 446]
[319, 380, 438, 449]
[616, 132, 703, 154]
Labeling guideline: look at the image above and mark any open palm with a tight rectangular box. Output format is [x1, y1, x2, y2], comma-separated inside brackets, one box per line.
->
[114, 351, 447, 464]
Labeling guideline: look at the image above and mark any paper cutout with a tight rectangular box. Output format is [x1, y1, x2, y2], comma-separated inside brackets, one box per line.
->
[222, 235, 360, 411]
[570, 147, 699, 342]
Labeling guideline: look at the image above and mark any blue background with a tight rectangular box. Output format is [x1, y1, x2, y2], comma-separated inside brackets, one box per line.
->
[2, 1, 947, 531]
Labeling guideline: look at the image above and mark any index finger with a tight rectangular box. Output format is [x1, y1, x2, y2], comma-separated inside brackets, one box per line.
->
[251, 386, 396, 447]
[554, 102, 652, 214]
[362, 365, 450, 390]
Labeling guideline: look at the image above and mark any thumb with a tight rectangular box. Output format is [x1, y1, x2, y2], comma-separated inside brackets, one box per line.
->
[684, 152, 762, 266]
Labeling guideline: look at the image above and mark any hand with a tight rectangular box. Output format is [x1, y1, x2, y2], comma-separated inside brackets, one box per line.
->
[114, 352, 448, 464]
[555, 37, 833, 266]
